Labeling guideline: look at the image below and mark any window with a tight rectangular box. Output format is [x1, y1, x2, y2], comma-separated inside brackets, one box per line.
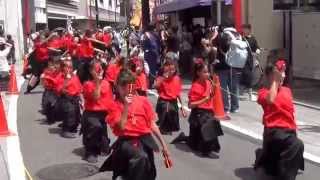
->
[273, 0, 299, 10]
[273, 0, 320, 10]
[109, 0, 113, 8]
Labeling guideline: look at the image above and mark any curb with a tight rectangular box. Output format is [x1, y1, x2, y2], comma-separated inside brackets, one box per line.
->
[147, 90, 320, 166]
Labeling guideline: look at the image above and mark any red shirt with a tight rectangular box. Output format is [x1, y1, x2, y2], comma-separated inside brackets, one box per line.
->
[102, 33, 112, 47]
[105, 63, 122, 83]
[41, 68, 59, 90]
[55, 74, 82, 97]
[135, 72, 148, 92]
[156, 75, 181, 100]
[106, 96, 156, 137]
[188, 79, 214, 111]
[48, 37, 63, 49]
[34, 42, 49, 62]
[83, 80, 113, 112]
[62, 34, 74, 51]
[258, 87, 296, 130]
[78, 38, 94, 59]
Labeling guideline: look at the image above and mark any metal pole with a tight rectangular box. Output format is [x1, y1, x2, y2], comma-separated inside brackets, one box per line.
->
[115, 0, 117, 23]
[95, 0, 99, 28]
[217, 0, 222, 25]
[288, 10, 293, 87]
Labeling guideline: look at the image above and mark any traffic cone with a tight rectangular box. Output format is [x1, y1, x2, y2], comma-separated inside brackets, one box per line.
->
[7, 65, 19, 95]
[212, 74, 231, 120]
[22, 55, 29, 76]
[0, 94, 15, 137]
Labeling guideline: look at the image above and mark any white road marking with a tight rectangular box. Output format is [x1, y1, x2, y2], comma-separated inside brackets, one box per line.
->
[5, 77, 26, 180]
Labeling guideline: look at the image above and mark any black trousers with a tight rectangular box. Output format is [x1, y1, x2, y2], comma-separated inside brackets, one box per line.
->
[188, 108, 224, 154]
[100, 134, 159, 180]
[81, 111, 110, 156]
[156, 98, 180, 133]
[255, 128, 304, 180]
[57, 95, 81, 133]
[42, 89, 58, 123]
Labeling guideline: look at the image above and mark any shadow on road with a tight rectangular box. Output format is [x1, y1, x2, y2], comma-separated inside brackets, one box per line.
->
[234, 167, 275, 180]
[36, 163, 99, 180]
[173, 143, 220, 159]
[72, 147, 85, 158]
[48, 127, 61, 135]
[24, 90, 43, 95]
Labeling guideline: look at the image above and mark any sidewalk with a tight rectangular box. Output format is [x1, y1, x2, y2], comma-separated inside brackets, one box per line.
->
[0, 60, 26, 180]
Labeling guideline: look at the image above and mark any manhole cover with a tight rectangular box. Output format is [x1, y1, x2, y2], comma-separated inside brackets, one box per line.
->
[37, 163, 99, 180]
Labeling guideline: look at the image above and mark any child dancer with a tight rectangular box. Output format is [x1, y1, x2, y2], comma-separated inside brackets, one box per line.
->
[254, 58, 304, 180]
[55, 60, 82, 138]
[100, 69, 171, 180]
[81, 60, 113, 163]
[40, 60, 60, 124]
[172, 62, 224, 156]
[155, 59, 186, 134]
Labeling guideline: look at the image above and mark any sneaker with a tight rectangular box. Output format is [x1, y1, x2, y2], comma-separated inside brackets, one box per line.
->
[231, 109, 239, 113]
[61, 132, 77, 138]
[85, 154, 98, 163]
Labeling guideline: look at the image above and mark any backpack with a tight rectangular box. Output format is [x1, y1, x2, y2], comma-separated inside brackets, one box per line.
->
[224, 30, 248, 68]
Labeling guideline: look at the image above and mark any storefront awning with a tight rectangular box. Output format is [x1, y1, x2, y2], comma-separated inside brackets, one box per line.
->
[154, 0, 213, 14]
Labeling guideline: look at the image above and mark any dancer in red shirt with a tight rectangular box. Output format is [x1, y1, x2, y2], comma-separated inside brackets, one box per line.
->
[255, 58, 304, 180]
[104, 56, 125, 86]
[81, 61, 113, 163]
[77, 30, 94, 83]
[154, 59, 186, 134]
[100, 69, 171, 180]
[40, 60, 61, 124]
[55, 60, 82, 138]
[128, 56, 148, 96]
[172, 62, 223, 156]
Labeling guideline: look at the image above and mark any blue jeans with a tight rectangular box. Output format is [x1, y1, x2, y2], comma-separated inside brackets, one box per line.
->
[217, 69, 241, 112]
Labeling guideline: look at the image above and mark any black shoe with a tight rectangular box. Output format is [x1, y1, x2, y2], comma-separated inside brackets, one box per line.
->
[171, 132, 187, 144]
[85, 154, 98, 163]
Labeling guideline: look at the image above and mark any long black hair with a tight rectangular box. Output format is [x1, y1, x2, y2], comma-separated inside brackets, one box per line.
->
[192, 61, 207, 82]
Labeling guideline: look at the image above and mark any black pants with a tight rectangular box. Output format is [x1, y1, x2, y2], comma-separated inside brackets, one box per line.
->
[255, 128, 304, 180]
[156, 98, 180, 133]
[188, 108, 224, 154]
[57, 95, 81, 133]
[42, 89, 58, 123]
[100, 134, 159, 180]
[81, 111, 110, 156]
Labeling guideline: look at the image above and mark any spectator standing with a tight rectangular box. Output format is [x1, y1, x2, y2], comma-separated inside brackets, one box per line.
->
[142, 24, 161, 88]
[242, 24, 261, 101]
[6, 34, 16, 65]
[179, 25, 193, 76]
[0, 37, 12, 78]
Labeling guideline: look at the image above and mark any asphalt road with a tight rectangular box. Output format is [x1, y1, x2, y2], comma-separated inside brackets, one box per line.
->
[18, 85, 320, 180]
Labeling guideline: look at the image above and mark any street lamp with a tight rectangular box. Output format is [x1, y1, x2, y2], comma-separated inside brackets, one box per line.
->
[95, 0, 99, 28]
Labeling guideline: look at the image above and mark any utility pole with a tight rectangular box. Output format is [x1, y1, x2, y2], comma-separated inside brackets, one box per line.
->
[95, 0, 99, 28]
[142, 0, 150, 31]
[115, 0, 117, 23]
[216, 0, 222, 25]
